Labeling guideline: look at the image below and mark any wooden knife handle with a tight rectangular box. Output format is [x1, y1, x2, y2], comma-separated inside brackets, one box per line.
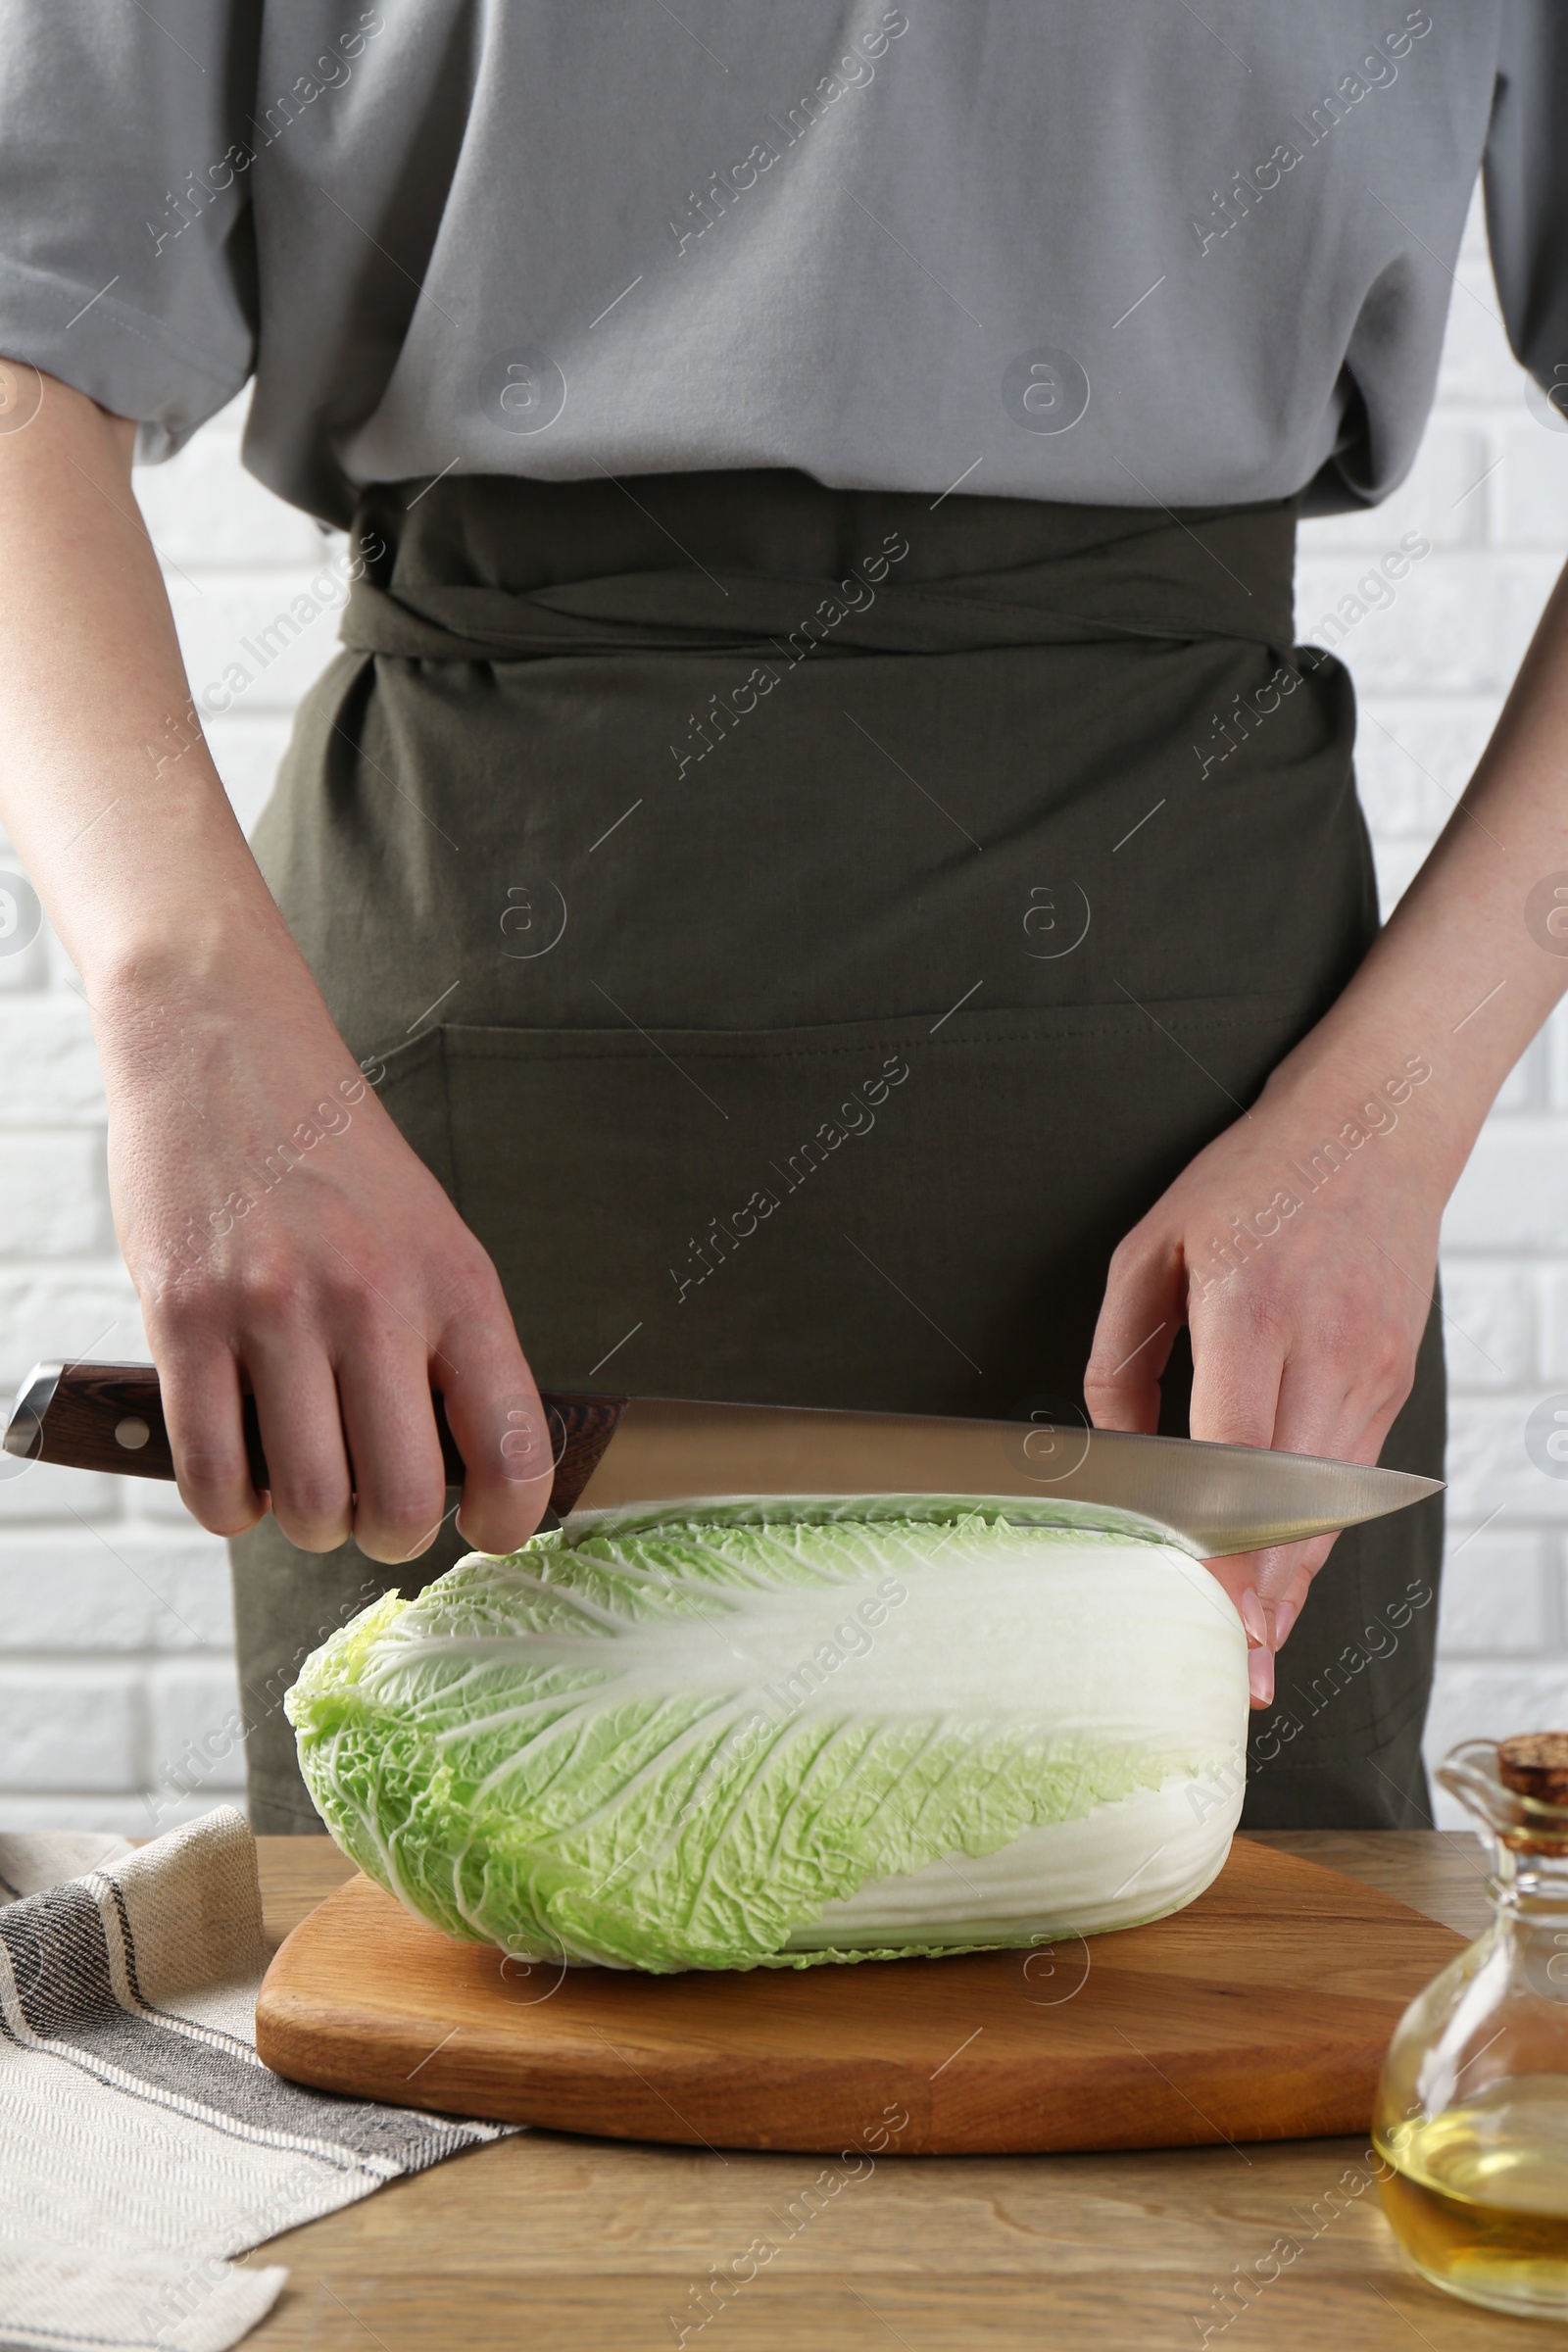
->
[2, 1361, 626, 1523]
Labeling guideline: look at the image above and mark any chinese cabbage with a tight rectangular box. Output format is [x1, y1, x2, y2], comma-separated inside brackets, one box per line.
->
[286, 1498, 1249, 1972]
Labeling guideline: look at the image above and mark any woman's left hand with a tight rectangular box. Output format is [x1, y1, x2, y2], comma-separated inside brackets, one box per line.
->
[1086, 548, 1568, 1708]
[1083, 1054, 1446, 1708]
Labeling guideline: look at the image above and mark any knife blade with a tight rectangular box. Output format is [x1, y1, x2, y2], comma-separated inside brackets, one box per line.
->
[2, 1360, 1440, 1558]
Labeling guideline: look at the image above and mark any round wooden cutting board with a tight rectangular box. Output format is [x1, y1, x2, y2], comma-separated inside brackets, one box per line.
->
[254, 1836, 1463, 2156]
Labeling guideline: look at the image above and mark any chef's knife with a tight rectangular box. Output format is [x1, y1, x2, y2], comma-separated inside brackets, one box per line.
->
[2, 1359, 1441, 1559]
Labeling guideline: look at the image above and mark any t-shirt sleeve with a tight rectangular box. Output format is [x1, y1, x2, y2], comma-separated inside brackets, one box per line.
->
[1484, 0, 1568, 410]
[0, 0, 260, 461]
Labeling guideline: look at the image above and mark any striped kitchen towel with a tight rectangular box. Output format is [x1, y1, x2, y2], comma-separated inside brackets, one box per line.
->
[0, 1807, 511, 2352]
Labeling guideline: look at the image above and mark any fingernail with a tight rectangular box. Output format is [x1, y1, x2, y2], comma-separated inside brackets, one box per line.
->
[1272, 1599, 1298, 1649]
[1249, 1645, 1274, 1706]
[1238, 1588, 1268, 1647]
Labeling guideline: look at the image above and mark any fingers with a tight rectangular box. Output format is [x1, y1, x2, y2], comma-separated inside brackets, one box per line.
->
[1200, 1556, 1280, 1707]
[1270, 1343, 1410, 1474]
[1254, 1339, 1414, 1659]
[1224, 1362, 1408, 1690]
[1184, 1275, 1288, 1704]
[1269, 1566, 1315, 1652]
[1096, 1229, 1295, 1704]
[1187, 1288, 1336, 1705]
[1187, 1281, 1288, 1453]
[436, 1282, 553, 1557]
[1084, 1236, 1184, 1435]
[1092, 1096, 1438, 1721]
[161, 1343, 265, 1539]
[121, 1031, 555, 1567]
[156, 1246, 542, 1569]
[336, 1344, 451, 1567]
[246, 1341, 355, 1553]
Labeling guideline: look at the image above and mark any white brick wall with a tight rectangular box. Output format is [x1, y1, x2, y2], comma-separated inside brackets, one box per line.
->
[0, 193, 1564, 1834]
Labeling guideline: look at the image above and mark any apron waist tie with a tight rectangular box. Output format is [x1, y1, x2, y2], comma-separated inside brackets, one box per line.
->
[339, 482, 1299, 665]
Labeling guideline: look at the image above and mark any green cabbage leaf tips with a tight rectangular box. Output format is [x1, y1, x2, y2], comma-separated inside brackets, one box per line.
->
[286, 1498, 1250, 1973]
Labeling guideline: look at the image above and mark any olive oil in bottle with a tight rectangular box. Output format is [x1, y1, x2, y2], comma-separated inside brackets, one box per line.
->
[1376, 2079, 1568, 2317]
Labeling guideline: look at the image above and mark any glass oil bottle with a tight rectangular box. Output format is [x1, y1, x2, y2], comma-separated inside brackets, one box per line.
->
[1375, 1733, 1568, 2319]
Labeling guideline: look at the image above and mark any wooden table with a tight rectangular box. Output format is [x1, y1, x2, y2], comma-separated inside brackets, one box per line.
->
[241, 1832, 1563, 2350]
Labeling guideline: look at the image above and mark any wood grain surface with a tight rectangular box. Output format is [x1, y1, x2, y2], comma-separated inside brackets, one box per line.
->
[242, 1834, 1568, 2352]
[255, 1838, 1463, 2156]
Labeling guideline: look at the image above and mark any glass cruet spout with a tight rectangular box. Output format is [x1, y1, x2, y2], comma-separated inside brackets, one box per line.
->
[1374, 1733, 1568, 2319]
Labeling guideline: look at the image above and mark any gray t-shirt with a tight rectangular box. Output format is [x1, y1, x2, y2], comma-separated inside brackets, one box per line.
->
[0, 2, 1561, 524]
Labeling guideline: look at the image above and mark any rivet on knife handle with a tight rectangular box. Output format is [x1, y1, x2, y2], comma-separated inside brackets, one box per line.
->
[2, 1360, 626, 1523]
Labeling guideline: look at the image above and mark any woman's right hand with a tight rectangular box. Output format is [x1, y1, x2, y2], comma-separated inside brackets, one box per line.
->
[97, 942, 552, 1564]
[0, 363, 549, 1565]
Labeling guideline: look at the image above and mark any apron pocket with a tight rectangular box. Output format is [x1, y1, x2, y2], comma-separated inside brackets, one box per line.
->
[370, 994, 1329, 1418]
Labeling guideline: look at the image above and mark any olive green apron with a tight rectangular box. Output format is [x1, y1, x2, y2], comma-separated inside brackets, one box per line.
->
[233, 470, 1445, 1834]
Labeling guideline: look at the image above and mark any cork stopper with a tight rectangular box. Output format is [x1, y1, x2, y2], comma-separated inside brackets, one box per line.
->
[1497, 1734, 1568, 1807]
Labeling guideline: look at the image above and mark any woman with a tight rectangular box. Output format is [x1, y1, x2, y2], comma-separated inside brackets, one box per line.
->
[0, 4, 1562, 1832]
